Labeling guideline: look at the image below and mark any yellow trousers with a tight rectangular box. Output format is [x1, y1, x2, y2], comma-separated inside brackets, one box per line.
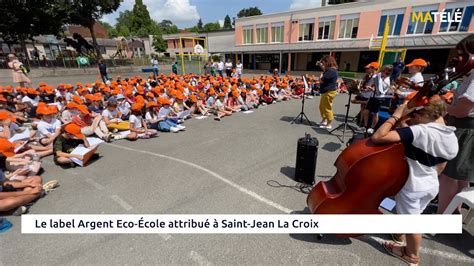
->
[319, 90, 337, 121]
[107, 121, 130, 131]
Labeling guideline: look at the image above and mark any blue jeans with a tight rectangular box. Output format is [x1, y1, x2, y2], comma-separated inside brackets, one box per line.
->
[153, 67, 159, 76]
[157, 120, 177, 132]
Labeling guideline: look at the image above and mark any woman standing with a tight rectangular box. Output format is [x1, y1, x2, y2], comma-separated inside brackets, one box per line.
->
[317, 55, 338, 129]
[437, 34, 474, 214]
[7, 54, 31, 87]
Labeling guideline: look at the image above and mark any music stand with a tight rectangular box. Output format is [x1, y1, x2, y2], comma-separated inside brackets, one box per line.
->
[291, 76, 313, 126]
[329, 78, 359, 143]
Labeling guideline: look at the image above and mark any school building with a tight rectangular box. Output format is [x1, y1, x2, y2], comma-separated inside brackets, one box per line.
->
[192, 0, 473, 75]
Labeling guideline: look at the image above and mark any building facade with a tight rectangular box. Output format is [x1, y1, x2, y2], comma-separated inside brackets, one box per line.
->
[231, 0, 473, 74]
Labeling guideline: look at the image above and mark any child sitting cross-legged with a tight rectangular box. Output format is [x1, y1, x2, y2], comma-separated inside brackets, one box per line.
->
[53, 124, 96, 167]
[129, 103, 158, 139]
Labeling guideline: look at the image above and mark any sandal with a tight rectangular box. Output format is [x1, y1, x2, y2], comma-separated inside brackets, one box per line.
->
[383, 241, 420, 265]
[42, 180, 59, 193]
[391, 234, 406, 245]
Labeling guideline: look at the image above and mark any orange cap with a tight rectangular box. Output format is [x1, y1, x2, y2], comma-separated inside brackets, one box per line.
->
[131, 103, 144, 112]
[365, 62, 380, 69]
[218, 92, 226, 97]
[27, 88, 39, 95]
[406, 58, 428, 68]
[66, 102, 79, 109]
[72, 95, 84, 105]
[0, 111, 16, 122]
[65, 123, 84, 139]
[189, 95, 197, 103]
[161, 98, 171, 105]
[147, 101, 158, 108]
[77, 104, 90, 115]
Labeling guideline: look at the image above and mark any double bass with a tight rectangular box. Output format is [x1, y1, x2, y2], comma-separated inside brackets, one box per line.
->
[306, 53, 474, 232]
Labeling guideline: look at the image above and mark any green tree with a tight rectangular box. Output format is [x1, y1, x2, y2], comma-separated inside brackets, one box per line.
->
[197, 18, 203, 31]
[66, 0, 122, 58]
[203, 22, 221, 32]
[223, 15, 232, 29]
[101, 21, 119, 37]
[115, 10, 134, 36]
[0, 0, 68, 56]
[152, 35, 167, 53]
[237, 7, 262, 18]
[158, 20, 180, 34]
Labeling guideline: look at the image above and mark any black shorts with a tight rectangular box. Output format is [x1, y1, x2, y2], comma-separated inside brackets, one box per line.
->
[366, 98, 382, 113]
[355, 95, 369, 101]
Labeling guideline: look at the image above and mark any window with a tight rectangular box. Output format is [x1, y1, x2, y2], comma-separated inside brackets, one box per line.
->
[271, 23, 284, 43]
[318, 20, 335, 40]
[339, 17, 359, 39]
[299, 20, 314, 41]
[406, 6, 437, 35]
[377, 14, 404, 36]
[439, 5, 474, 32]
[256, 25, 268, 43]
[243, 27, 253, 44]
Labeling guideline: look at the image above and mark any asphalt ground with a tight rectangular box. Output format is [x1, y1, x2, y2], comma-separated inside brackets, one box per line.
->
[1, 73, 473, 265]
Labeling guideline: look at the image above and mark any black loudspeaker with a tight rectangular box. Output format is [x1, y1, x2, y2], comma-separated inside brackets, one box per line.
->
[294, 134, 318, 185]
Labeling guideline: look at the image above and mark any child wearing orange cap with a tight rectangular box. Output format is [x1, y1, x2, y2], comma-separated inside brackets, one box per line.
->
[129, 103, 157, 139]
[102, 98, 130, 133]
[157, 99, 185, 131]
[36, 105, 61, 146]
[395, 58, 427, 103]
[53, 123, 95, 166]
[145, 102, 179, 133]
[213, 92, 232, 121]
[226, 91, 242, 112]
[72, 104, 112, 142]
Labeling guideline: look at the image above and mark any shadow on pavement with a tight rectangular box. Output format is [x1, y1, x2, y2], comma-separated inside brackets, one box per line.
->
[424, 229, 474, 258]
[279, 116, 317, 126]
[321, 142, 342, 152]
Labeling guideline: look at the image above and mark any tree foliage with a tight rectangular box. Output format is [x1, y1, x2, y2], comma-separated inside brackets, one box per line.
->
[65, 0, 122, 58]
[0, 0, 69, 54]
[223, 15, 232, 29]
[237, 7, 262, 18]
[197, 18, 203, 31]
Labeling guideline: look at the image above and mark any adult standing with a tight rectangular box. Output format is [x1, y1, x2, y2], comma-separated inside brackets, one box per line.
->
[7, 54, 31, 88]
[151, 55, 159, 77]
[437, 34, 474, 214]
[317, 55, 339, 129]
[172, 61, 178, 75]
[391, 57, 405, 83]
[204, 60, 211, 75]
[97, 60, 109, 83]
[225, 59, 233, 77]
[235, 60, 243, 78]
[217, 59, 224, 77]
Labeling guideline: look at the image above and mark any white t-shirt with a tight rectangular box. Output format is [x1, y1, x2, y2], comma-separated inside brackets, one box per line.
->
[145, 111, 158, 122]
[102, 109, 119, 120]
[399, 72, 424, 97]
[151, 59, 158, 67]
[396, 123, 458, 193]
[117, 102, 131, 116]
[217, 62, 224, 71]
[373, 73, 391, 98]
[452, 71, 474, 118]
[129, 114, 142, 129]
[236, 63, 243, 74]
[215, 99, 225, 110]
[158, 107, 171, 119]
[225, 62, 233, 70]
[37, 119, 61, 138]
[21, 96, 39, 106]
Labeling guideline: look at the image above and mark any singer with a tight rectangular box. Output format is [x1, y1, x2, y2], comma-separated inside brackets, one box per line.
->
[317, 55, 339, 129]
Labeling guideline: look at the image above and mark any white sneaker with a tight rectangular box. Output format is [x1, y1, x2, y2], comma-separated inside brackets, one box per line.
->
[325, 124, 332, 129]
[177, 125, 186, 131]
[367, 128, 374, 134]
[177, 119, 184, 124]
[170, 127, 180, 133]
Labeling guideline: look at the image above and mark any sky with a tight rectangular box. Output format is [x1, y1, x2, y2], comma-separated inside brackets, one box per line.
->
[102, 0, 323, 28]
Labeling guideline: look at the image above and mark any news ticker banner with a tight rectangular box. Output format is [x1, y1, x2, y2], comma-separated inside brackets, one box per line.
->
[22, 214, 461, 234]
